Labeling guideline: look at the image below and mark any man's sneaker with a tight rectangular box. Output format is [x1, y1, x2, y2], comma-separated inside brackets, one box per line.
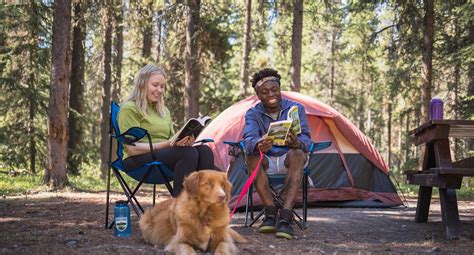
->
[258, 206, 277, 233]
[276, 209, 294, 239]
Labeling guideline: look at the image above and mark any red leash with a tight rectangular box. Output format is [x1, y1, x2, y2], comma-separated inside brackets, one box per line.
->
[229, 147, 263, 219]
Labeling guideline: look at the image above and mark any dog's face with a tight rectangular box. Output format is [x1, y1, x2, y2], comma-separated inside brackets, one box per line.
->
[184, 170, 232, 204]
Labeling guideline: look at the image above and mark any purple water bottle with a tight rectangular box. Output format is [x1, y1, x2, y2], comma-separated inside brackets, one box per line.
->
[430, 96, 444, 120]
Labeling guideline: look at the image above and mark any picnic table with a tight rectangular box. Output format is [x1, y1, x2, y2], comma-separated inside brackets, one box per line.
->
[405, 120, 474, 239]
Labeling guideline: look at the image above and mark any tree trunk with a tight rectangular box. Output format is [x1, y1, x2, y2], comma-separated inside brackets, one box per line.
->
[467, 61, 474, 152]
[239, 0, 252, 97]
[142, 1, 154, 60]
[397, 113, 403, 170]
[44, 0, 72, 188]
[453, 63, 460, 158]
[421, 0, 434, 123]
[330, 29, 336, 101]
[405, 110, 411, 163]
[184, 0, 201, 120]
[100, 0, 113, 179]
[112, 1, 124, 103]
[418, 0, 434, 168]
[290, 0, 303, 92]
[388, 101, 392, 169]
[28, 71, 36, 174]
[27, 0, 39, 174]
[68, 1, 86, 175]
[358, 62, 366, 133]
[452, 18, 460, 159]
[156, 9, 163, 64]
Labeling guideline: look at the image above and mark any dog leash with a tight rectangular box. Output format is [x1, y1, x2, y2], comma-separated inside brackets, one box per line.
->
[229, 147, 263, 219]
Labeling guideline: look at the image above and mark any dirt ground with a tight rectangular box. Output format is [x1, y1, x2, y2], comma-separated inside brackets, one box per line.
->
[1, 191, 473, 254]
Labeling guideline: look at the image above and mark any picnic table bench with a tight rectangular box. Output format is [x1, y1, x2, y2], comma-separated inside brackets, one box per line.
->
[404, 120, 474, 239]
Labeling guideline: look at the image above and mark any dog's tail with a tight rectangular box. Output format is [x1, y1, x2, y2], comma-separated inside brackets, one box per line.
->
[228, 228, 248, 243]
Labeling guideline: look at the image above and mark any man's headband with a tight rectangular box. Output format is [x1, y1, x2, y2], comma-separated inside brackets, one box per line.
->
[255, 76, 280, 90]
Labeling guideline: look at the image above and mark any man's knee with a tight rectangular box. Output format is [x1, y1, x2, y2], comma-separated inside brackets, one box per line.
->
[287, 148, 306, 159]
[285, 149, 306, 167]
[246, 155, 269, 172]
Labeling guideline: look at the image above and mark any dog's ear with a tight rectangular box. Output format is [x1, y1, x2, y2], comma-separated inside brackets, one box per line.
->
[184, 172, 200, 197]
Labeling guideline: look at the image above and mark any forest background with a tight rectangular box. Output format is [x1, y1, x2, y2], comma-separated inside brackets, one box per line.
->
[0, 0, 472, 194]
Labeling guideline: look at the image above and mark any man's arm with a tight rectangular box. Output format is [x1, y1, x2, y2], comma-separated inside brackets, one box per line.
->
[295, 104, 311, 152]
[243, 110, 270, 154]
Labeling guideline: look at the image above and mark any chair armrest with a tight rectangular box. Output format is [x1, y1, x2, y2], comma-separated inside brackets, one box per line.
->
[308, 141, 331, 162]
[115, 127, 149, 145]
[224, 141, 245, 157]
[223, 141, 244, 149]
[309, 141, 331, 154]
[194, 138, 214, 145]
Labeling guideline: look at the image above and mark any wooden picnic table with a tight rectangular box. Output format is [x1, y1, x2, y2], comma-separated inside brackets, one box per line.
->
[405, 120, 474, 239]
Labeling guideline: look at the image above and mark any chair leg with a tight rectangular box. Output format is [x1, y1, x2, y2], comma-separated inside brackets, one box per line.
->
[156, 166, 174, 195]
[108, 169, 140, 229]
[249, 209, 265, 227]
[245, 186, 251, 227]
[303, 172, 308, 225]
[105, 166, 112, 229]
[153, 184, 156, 206]
[249, 184, 254, 220]
[270, 184, 306, 230]
[108, 171, 146, 229]
[114, 170, 142, 217]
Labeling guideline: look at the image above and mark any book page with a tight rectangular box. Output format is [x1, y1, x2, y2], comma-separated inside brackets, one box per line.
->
[267, 120, 292, 146]
[288, 105, 301, 135]
[170, 116, 211, 146]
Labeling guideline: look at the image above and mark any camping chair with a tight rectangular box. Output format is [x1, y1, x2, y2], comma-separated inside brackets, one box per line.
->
[225, 140, 331, 229]
[104, 101, 175, 229]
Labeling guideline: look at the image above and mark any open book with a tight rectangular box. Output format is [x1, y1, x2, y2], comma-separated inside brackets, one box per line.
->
[266, 105, 301, 146]
[169, 116, 212, 146]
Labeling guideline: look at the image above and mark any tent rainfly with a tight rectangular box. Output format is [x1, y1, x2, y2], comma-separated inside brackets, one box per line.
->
[197, 91, 402, 208]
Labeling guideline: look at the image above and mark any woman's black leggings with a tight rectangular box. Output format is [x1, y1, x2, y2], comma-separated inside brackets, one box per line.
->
[123, 145, 214, 197]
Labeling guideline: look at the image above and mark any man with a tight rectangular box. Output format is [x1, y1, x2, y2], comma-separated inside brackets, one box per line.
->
[243, 68, 311, 239]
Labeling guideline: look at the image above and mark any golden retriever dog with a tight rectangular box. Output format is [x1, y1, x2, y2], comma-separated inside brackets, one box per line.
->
[139, 170, 247, 254]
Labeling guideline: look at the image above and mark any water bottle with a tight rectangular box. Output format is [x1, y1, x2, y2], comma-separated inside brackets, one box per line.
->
[430, 96, 444, 120]
[114, 200, 131, 237]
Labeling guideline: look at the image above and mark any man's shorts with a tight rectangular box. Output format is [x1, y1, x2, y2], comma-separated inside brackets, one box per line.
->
[265, 153, 309, 175]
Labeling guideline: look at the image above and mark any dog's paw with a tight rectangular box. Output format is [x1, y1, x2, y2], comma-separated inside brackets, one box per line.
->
[214, 241, 237, 255]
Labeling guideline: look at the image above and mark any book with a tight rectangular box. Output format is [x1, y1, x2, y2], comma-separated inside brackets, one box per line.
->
[169, 116, 212, 146]
[266, 105, 302, 146]
[288, 105, 301, 135]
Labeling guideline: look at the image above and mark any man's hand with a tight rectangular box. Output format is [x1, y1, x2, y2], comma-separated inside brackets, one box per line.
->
[285, 132, 301, 149]
[257, 135, 273, 153]
[175, 135, 195, 147]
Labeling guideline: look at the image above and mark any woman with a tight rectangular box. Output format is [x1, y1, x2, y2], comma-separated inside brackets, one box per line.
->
[118, 64, 215, 197]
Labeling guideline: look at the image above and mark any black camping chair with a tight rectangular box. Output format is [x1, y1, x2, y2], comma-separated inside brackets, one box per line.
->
[225, 140, 331, 229]
[104, 101, 175, 229]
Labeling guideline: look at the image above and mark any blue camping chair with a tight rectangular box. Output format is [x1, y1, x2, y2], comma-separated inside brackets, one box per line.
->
[225, 140, 331, 229]
[104, 101, 175, 229]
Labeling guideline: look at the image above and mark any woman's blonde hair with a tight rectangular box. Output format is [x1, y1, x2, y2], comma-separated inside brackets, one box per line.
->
[124, 64, 167, 117]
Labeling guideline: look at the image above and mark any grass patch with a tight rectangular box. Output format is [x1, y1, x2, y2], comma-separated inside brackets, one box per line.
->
[392, 176, 474, 200]
[0, 173, 42, 196]
[0, 164, 169, 196]
[2, 164, 473, 200]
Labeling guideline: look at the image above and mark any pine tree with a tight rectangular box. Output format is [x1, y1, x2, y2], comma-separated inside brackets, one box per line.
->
[68, 1, 87, 175]
[45, 0, 72, 188]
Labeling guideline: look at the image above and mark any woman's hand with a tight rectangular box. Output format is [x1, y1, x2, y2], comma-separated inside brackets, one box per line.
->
[257, 135, 273, 153]
[175, 135, 195, 147]
[285, 132, 301, 149]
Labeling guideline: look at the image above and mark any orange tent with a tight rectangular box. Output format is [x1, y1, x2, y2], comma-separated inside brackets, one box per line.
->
[198, 91, 402, 207]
